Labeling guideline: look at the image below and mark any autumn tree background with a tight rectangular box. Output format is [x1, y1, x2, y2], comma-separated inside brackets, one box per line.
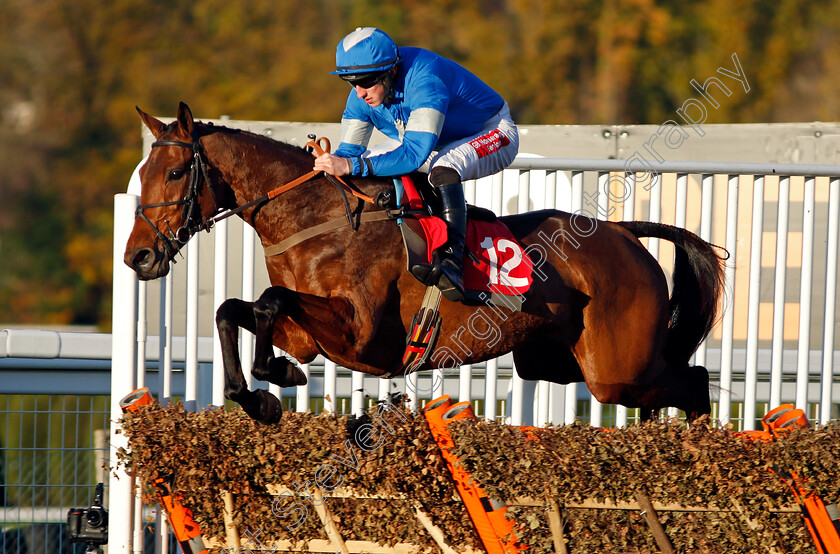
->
[1, 0, 839, 328]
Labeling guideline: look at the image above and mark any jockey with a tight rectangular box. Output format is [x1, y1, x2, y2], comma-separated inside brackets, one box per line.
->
[314, 27, 519, 302]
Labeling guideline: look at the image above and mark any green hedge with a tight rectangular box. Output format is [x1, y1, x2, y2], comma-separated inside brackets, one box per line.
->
[118, 401, 839, 553]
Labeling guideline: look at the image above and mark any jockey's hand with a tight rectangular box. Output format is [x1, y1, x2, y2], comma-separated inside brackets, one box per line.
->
[314, 153, 351, 177]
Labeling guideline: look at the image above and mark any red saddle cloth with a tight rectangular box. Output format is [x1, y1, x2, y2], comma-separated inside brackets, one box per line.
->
[399, 176, 534, 296]
[464, 219, 534, 295]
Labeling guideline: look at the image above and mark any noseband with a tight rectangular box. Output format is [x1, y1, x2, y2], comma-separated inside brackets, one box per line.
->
[135, 137, 219, 260]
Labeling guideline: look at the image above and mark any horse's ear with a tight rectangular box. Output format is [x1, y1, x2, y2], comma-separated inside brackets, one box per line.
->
[176, 102, 195, 137]
[136, 106, 166, 139]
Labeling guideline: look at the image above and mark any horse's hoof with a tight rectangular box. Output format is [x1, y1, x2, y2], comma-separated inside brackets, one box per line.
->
[242, 389, 283, 424]
[266, 357, 308, 387]
[285, 364, 308, 386]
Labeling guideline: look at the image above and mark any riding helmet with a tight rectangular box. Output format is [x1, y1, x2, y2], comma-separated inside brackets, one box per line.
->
[331, 27, 400, 81]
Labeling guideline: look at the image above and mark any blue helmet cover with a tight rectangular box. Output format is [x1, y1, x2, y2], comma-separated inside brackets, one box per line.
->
[331, 27, 400, 75]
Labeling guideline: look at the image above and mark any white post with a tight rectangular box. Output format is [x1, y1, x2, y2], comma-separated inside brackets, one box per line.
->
[109, 193, 139, 554]
[537, 381, 550, 427]
[324, 360, 337, 413]
[596, 171, 610, 221]
[820, 178, 839, 424]
[185, 236, 200, 412]
[405, 373, 418, 413]
[432, 368, 445, 400]
[212, 218, 228, 407]
[674, 174, 688, 229]
[770, 177, 790, 409]
[132, 279, 146, 554]
[544, 170, 557, 210]
[459, 364, 472, 403]
[564, 382, 577, 425]
[719, 176, 739, 426]
[136, 281, 147, 390]
[352, 370, 365, 416]
[156, 268, 172, 553]
[159, 270, 174, 406]
[484, 359, 498, 421]
[796, 178, 816, 410]
[378, 373, 390, 402]
[743, 177, 764, 430]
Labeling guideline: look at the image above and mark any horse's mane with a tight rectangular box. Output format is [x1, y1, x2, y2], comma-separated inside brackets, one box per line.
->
[152, 118, 315, 169]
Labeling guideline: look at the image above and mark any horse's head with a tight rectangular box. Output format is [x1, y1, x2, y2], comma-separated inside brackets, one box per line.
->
[125, 102, 220, 280]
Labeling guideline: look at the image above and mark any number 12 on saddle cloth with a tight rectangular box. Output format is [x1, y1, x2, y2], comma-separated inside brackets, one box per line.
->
[390, 176, 535, 376]
[465, 227, 534, 297]
[394, 175, 534, 303]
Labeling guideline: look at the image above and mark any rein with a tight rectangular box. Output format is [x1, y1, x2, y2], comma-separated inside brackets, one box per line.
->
[136, 135, 389, 258]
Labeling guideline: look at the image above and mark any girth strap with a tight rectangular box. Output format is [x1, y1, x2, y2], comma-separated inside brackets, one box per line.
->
[263, 210, 393, 256]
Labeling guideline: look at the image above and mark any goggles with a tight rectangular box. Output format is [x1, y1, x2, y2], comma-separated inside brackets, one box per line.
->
[340, 71, 387, 89]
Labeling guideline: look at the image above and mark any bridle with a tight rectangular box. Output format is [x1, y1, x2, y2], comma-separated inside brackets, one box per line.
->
[135, 136, 218, 260]
[135, 134, 391, 262]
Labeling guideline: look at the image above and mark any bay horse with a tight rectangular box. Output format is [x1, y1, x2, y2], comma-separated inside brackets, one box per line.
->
[125, 102, 726, 424]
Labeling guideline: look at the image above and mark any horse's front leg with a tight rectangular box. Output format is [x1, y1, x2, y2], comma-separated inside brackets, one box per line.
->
[251, 287, 308, 388]
[220, 285, 360, 423]
[215, 297, 286, 424]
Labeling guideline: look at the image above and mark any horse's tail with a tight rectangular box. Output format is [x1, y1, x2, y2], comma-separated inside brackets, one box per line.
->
[618, 221, 728, 366]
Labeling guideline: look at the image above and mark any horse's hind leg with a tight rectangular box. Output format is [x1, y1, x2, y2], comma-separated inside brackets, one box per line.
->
[684, 364, 711, 420]
[512, 338, 584, 384]
[630, 363, 711, 422]
[216, 297, 286, 424]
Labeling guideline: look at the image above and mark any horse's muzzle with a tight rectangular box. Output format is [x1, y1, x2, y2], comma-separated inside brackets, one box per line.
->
[125, 247, 171, 280]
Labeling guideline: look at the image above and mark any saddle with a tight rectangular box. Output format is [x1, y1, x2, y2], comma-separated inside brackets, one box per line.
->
[392, 174, 534, 308]
[385, 174, 535, 377]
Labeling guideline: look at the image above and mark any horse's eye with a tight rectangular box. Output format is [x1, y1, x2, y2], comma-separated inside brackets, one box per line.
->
[168, 169, 185, 181]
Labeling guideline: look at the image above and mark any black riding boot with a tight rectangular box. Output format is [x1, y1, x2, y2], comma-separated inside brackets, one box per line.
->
[435, 182, 467, 302]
